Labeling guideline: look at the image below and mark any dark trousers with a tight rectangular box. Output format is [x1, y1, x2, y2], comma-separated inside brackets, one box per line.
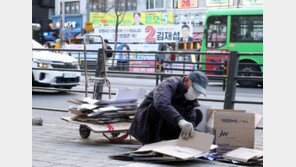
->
[148, 103, 203, 143]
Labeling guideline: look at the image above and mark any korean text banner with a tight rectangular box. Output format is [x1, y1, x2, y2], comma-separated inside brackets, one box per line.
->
[90, 12, 174, 25]
[93, 24, 193, 43]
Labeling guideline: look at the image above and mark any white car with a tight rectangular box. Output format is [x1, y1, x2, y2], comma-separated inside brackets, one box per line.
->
[32, 39, 81, 89]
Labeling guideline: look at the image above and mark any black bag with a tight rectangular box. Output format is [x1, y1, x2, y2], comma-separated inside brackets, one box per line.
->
[106, 46, 113, 58]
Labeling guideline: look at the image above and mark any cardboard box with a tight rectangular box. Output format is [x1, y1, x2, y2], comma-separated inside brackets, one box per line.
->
[206, 109, 262, 153]
[224, 147, 263, 163]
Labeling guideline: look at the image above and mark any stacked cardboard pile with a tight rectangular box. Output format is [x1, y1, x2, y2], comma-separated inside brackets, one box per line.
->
[66, 88, 146, 124]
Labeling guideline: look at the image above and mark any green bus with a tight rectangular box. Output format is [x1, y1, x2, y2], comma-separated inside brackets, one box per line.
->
[200, 8, 263, 87]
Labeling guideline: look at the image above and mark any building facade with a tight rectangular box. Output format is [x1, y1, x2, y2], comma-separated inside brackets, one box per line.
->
[32, 0, 55, 43]
[53, 0, 262, 42]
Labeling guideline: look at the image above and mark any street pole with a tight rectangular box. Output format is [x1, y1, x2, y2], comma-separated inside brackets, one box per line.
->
[61, 0, 65, 47]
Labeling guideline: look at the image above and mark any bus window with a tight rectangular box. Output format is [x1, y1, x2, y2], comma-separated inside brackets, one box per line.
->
[231, 15, 263, 42]
[206, 16, 227, 49]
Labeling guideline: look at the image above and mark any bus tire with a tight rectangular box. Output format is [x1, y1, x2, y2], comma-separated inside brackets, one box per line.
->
[237, 61, 261, 88]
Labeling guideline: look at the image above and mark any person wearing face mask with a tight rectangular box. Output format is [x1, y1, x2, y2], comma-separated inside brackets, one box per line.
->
[129, 71, 208, 144]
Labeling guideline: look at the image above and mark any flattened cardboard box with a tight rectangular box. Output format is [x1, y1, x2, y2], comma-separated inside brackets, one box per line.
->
[110, 131, 216, 161]
[206, 109, 262, 153]
[224, 147, 263, 163]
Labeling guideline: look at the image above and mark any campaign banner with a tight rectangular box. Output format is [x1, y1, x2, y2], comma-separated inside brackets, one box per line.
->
[90, 12, 174, 25]
[65, 43, 158, 73]
[93, 24, 193, 43]
[116, 44, 158, 73]
[206, 0, 234, 7]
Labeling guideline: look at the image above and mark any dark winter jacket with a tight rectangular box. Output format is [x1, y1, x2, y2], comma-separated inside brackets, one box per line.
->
[129, 76, 200, 144]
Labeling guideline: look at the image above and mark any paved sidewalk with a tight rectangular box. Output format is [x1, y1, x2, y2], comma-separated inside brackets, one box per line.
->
[32, 124, 261, 167]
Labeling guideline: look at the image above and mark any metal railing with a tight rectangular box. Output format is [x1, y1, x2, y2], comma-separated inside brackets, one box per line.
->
[32, 47, 263, 129]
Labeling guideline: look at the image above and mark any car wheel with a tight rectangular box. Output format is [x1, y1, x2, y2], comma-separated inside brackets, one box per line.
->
[237, 61, 261, 88]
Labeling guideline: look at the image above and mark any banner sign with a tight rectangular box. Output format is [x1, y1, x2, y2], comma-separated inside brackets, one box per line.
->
[178, 0, 198, 8]
[206, 0, 233, 7]
[94, 24, 193, 43]
[50, 14, 83, 39]
[85, 22, 94, 31]
[50, 14, 83, 33]
[90, 12, 174, 25]
[66, 43, 158, 73]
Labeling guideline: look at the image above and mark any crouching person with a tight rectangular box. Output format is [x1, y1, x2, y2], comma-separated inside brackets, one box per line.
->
[129, 71, 208, 144]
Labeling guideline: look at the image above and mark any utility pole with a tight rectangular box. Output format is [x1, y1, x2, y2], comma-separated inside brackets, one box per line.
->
[61, 0, 65, 46]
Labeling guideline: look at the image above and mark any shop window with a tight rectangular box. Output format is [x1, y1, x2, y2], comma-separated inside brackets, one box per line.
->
[48, 8, 55, 19]
[230, 15, 263, 42]
[90, 0, 107, 12]
[60, 1, 80, 15]
[117, 0, 137, 11]
[206, 16, 227, 49]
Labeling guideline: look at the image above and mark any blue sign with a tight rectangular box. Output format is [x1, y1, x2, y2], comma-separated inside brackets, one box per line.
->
[43, 32, 55, 40]
[50, 14, 83, 39]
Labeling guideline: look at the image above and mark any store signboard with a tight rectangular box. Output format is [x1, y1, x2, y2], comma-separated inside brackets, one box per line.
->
[85, 22, 94, 31]
[50, 14, 83, 39]
[90, 11, 174, 25]
[93, 24, 193, 43]
[177, 0, 198, 8]
[50, 14, 83, 33]
[206, 0, 233, 7]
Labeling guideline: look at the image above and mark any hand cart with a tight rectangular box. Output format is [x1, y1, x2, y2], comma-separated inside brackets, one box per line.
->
[61, 34, 131, 142]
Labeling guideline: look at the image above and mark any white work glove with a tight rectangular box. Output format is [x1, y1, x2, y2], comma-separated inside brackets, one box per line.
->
[178, 119, 194, 139]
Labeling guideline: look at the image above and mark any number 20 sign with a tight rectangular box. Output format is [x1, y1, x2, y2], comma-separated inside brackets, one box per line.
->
[178, 0, 198, 8]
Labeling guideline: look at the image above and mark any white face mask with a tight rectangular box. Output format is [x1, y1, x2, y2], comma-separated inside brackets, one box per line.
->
[184, 87, 202, 100]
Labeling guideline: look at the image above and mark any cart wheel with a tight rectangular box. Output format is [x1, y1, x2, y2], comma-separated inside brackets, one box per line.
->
[111, 133, 120, 138]
[103, 132, 129, 142]
[79, 125, 91, 139]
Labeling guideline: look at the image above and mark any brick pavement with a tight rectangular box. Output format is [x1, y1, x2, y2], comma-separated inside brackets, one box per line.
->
[32, 124, 261, 167]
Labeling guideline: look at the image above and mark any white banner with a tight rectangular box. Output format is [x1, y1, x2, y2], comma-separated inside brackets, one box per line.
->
[93, 24, 193, 43]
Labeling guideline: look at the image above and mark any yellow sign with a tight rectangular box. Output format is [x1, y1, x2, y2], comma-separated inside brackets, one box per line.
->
[85, 22, 94, 31]
[90, 12, 174, 26]
[178, 0, 198, 8]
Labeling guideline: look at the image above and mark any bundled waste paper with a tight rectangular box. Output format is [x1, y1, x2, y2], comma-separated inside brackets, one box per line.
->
[66, 88, 146, 124]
